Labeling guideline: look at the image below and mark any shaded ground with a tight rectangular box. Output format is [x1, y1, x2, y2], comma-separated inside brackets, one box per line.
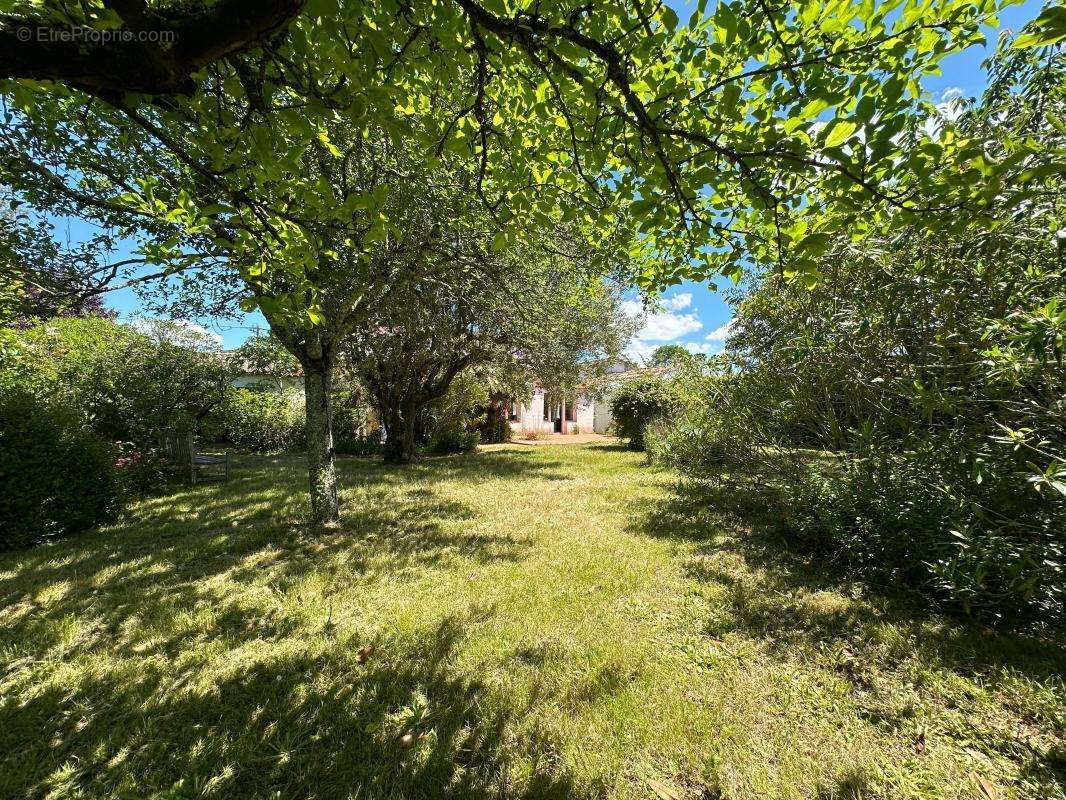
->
[0, 446, 1062, 800]
[480, 433, 618, 449]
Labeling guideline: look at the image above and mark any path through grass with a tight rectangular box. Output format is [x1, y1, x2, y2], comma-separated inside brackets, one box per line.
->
[1, 445, 1062, 799]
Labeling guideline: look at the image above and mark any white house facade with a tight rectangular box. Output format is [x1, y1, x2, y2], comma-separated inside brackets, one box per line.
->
[505, 388, 597, 437]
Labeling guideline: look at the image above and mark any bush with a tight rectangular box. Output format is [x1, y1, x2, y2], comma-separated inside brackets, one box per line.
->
[115, 443, 172, 496]
[779, 439, 1065, 621]
[6, 317, 232, 447]
[478, 408, 512, 444]
[426, 427, 480, 455]
[0, 392, 123, 550]
[609, 373, 682, 450]
[334, 433, 383, 456]
[332, 401, 372, 444]
[645, 411, 731, 473]
[210, 388, 305, 451]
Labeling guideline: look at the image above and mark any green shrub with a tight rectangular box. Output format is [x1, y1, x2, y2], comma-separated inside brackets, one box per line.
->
[417, 371, 488, 456]
[6, 317, 232, 447]
[0, 392, 122, 550]
[645, 411, 731, 472]
[609, 373, 682, 450]
[779, 438, 1064, 621]
[335, 433, 383, 456]
[332, 402, 371, 443]
[427, 427, 480, 455]
[477, 409, 512, 444]
[211, 388, 305, 451]
[115, 443, 172, 496]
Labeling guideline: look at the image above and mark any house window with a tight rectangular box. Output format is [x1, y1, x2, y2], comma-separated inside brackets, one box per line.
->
[565, 400, 576, 422]
[507, 401, 520, 422]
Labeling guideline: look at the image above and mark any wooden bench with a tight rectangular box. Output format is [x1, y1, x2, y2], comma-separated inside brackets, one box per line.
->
[161, 432, 230, 484]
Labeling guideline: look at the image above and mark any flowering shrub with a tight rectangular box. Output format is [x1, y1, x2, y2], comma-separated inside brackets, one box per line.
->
[115, 443, 171, 496]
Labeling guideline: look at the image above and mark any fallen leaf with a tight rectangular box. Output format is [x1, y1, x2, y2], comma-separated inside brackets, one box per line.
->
[645, 778, 681, 800]
[973, 773, 999, 800]
[356, 644, 375, 664]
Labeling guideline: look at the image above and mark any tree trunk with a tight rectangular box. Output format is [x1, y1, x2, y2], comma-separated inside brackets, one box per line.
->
[302, 354, 340, 527]
[379, 389, 425, 464]
[382, 401, 421, 463]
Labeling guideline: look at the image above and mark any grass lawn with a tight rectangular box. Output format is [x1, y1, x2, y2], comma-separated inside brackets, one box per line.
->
[1, 444, 1062, 800]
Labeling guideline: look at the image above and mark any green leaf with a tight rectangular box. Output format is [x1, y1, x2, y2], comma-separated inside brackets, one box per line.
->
[317, 129, 341, 157]
[1013, 5, 1066, 49]
[795, 232, 834, 257]
[824, 120, 857, 148]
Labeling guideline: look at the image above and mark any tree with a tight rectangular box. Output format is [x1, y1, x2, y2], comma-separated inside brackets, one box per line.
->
[5, 316, 235, 445]
[700, 33, 1066, 617]
[347, 227, 633, 462]
[0, 206, 116, 325]
[648, 344, 691, 367]
[0, 0, 305, 95]
[0, 0, 1027, 524]
[2, 0, 1013, 278]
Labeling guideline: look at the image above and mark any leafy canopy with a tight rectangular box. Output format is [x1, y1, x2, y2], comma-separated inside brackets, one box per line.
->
[0, 0, 1017, 310]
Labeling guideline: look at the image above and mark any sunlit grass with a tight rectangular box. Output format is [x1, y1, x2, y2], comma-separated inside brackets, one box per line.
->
[0, 445, 1062, 799]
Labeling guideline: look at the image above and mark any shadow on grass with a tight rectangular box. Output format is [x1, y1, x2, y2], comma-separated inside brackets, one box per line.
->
[633, 474, 1066, 792]
[0, 451, 588, 798]
[0, 611, 582, 799]
[637, 475, 1063, 674]
[0, 450, 565, 607]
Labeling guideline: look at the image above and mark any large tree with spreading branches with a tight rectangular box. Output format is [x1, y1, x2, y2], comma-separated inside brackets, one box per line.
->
[346, 228, 633, 462]
[4, 0, 1056, 524]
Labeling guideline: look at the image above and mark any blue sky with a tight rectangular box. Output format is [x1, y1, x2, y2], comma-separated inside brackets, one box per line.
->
[79, 0, 1045, 355]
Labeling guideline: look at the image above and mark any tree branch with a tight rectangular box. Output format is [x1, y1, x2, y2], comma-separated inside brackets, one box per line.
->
[0, 0, 305, 95]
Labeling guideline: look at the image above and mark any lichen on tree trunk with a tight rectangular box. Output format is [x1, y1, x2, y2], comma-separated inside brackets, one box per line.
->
[301, 353, 339, 527]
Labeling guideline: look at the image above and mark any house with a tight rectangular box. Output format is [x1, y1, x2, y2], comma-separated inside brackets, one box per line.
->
[226, 352, 303, 392]
[505, 389, 599, 436]
[504, 360, 642, 437]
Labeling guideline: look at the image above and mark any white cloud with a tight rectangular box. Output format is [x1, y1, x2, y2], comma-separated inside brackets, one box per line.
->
[623, 297, 702, 341]
[624, 339, 658, 363]
[683, 341, 723, 355]
[923, 90, 968, 140]
[623, 295, 718, 363]
[662, 292, 692, 311]
[640, 310, 702, 341]
[705, 318, 735, 342]
[129, 318, 224, 350]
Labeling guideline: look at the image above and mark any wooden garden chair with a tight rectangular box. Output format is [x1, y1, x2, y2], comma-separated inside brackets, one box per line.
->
[161, 432, 230, 484]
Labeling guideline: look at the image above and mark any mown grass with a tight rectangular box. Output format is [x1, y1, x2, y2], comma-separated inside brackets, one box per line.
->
[0, 445, 1062, 800]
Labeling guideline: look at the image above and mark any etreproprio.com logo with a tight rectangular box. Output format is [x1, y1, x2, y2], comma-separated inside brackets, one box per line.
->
[17, 26, 176, 44]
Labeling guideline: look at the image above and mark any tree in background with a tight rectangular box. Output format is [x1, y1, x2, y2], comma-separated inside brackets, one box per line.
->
[5, 316, 234, 446]
[652, 30, 1066, 621]
[0, 206, 117, 326]
[346, 229, 633, 462]
[648, 344, 692, 368]
[0, 0, 1029, 524]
